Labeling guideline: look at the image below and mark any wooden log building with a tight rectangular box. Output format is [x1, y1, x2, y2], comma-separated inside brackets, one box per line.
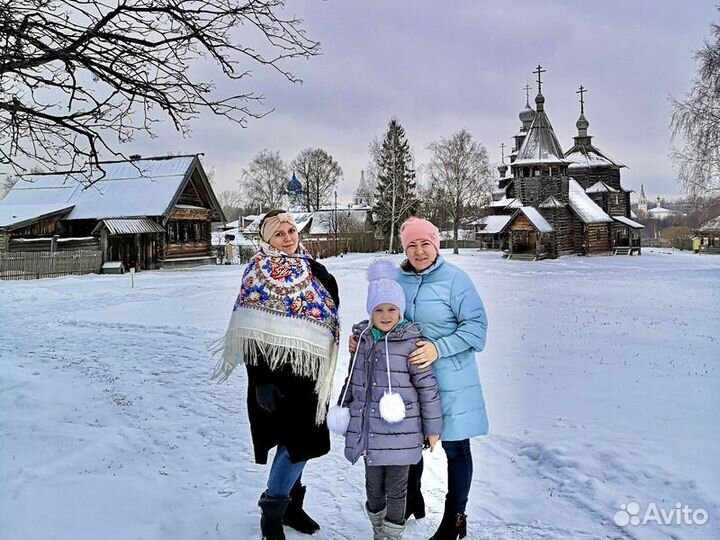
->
[694, 217, 720, 254]
[0, 155, 225, 273]
[488, 69, 643, 259]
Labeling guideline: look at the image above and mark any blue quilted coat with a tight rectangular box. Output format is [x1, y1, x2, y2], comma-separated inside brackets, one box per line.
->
[397, 256, 489, 441]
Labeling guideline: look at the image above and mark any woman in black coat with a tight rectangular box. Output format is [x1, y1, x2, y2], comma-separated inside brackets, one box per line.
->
[213, 209, 340, 540]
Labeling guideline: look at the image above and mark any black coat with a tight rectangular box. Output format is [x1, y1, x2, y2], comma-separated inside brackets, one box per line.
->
[245, 259, 339, 464]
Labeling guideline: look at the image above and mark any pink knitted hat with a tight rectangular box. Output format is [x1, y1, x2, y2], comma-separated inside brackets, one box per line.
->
[400, 217, 440, 253]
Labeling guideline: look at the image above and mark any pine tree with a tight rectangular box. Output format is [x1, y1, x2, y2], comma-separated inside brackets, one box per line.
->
[373, 118, 418, 252]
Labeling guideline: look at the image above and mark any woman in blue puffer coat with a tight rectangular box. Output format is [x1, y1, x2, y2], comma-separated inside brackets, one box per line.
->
[349, 219, 489, 540]
[398, 217, 489, 540]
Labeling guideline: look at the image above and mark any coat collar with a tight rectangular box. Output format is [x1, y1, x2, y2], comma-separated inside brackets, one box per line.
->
[352, 319, 421, 341]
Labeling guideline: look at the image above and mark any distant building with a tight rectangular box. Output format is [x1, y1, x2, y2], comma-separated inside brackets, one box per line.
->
[637, 184, 648, 215]
[286, 173, 304, 211]
[353, 170, 374, 207]
[647, 197, 680, 220]
[694, 216, 720, 254]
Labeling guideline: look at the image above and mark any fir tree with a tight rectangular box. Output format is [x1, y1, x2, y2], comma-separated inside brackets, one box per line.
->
[373, 118, 418, 252]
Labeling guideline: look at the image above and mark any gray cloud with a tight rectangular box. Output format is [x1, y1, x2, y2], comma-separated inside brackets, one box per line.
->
[126, 0, 716, 202]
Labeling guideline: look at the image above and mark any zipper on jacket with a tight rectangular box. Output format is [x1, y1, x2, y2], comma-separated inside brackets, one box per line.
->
[360, 339, 377, 463]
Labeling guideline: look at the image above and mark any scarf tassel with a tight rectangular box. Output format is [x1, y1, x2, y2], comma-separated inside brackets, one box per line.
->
[211, 329, 337, 425]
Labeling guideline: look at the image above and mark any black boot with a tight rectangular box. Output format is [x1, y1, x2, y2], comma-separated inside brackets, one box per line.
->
[405, 462, 425, 520]
[283, 482, 320, 534]
[404, 491, 426, 520]
[258, 492, 291, 540]
[429, 502, 467, 540]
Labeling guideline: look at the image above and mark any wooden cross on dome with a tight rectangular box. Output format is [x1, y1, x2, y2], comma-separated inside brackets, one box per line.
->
[500, 142, 506, 163]
[577, 85, 587, 114]
[524, 84, 531, 104]
[533, 64, 546, 94]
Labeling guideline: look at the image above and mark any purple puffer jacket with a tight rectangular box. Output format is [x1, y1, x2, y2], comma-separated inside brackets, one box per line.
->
[338, 320, 443, 466]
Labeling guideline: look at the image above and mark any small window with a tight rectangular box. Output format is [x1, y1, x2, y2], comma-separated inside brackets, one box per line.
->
[168, 222, 178, 243]
[181, 223, 189, 243]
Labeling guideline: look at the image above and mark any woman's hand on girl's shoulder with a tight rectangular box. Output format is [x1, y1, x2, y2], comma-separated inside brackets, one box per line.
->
[408, 340, 438, 369]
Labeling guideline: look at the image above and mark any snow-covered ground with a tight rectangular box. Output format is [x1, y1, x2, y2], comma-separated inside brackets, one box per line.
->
[1, 249, 718, 540]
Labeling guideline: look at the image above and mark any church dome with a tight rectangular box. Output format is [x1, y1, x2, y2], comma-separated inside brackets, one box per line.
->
[576, 113, 589, 132]
[519, 104, 536, 124]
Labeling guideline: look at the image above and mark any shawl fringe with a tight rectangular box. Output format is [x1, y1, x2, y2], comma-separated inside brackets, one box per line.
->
[211, 304, 338, 425]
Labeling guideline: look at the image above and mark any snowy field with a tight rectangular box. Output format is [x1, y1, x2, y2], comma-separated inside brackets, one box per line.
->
[1, 249, 718, 540]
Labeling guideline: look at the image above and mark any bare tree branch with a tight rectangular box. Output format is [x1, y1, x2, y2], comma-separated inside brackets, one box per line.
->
[0, 0, 320, 185]
[290, 147, 343, 211]
[670, 10, 720, 198]
[427, 129, 493, 254]
[238, 148, 287, 211]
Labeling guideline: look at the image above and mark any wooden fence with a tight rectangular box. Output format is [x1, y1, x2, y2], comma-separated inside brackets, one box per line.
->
[0, 250, 103, 280]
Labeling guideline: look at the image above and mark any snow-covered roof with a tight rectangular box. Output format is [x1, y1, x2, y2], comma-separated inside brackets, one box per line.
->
[94, 218, 166, 236]
[512, 108, 568, 166]
[612, 215, 644, 229]
[0, 203, 75, 229]
[219, 219, 240, 230]
[698, 216, 720, 233]
[309, 208, 370, 235]
[515, 207, 554, 233]
[476, 215, 512, 234]
[489, 196, 521, 209]
[211, 228, 256, 247]
[2, 156, 200, 220]
[648, 206, 674, 214]
[568, 179, 613, 224]
[630, 210, 639, 219]
[440, 228, 476, 241]
[565, 146, 625, 170]
[539, 196, 565, 209]
[585, 181, 619, 194]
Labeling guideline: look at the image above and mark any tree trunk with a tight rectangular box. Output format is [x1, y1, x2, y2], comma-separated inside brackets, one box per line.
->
[453, 220, 459, 254]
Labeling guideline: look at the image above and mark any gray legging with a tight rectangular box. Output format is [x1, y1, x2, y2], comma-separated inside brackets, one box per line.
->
[365, 463, 410, 524]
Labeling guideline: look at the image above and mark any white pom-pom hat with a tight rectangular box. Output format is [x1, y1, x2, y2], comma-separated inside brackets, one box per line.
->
[366, 259, 406, 315]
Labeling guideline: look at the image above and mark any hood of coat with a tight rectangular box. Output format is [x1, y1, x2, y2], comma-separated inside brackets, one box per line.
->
[352, 319, 422, 342]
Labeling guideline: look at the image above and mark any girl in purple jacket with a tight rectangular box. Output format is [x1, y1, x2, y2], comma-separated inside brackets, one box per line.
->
[327, 260, 443, 540]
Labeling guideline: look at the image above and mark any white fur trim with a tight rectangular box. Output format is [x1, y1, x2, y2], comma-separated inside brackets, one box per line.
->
[326, 405, 351, 435]
[379, 391, 406, 424]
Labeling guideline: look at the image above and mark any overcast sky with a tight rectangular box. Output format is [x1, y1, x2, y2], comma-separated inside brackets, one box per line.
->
[126, 0, 717, 203]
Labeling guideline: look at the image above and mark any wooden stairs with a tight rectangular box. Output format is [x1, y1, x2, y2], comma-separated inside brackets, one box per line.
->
[507, 253, 537, 262]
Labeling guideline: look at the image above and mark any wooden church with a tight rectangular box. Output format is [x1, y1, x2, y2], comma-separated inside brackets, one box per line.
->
[483, 66, 644, 260]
